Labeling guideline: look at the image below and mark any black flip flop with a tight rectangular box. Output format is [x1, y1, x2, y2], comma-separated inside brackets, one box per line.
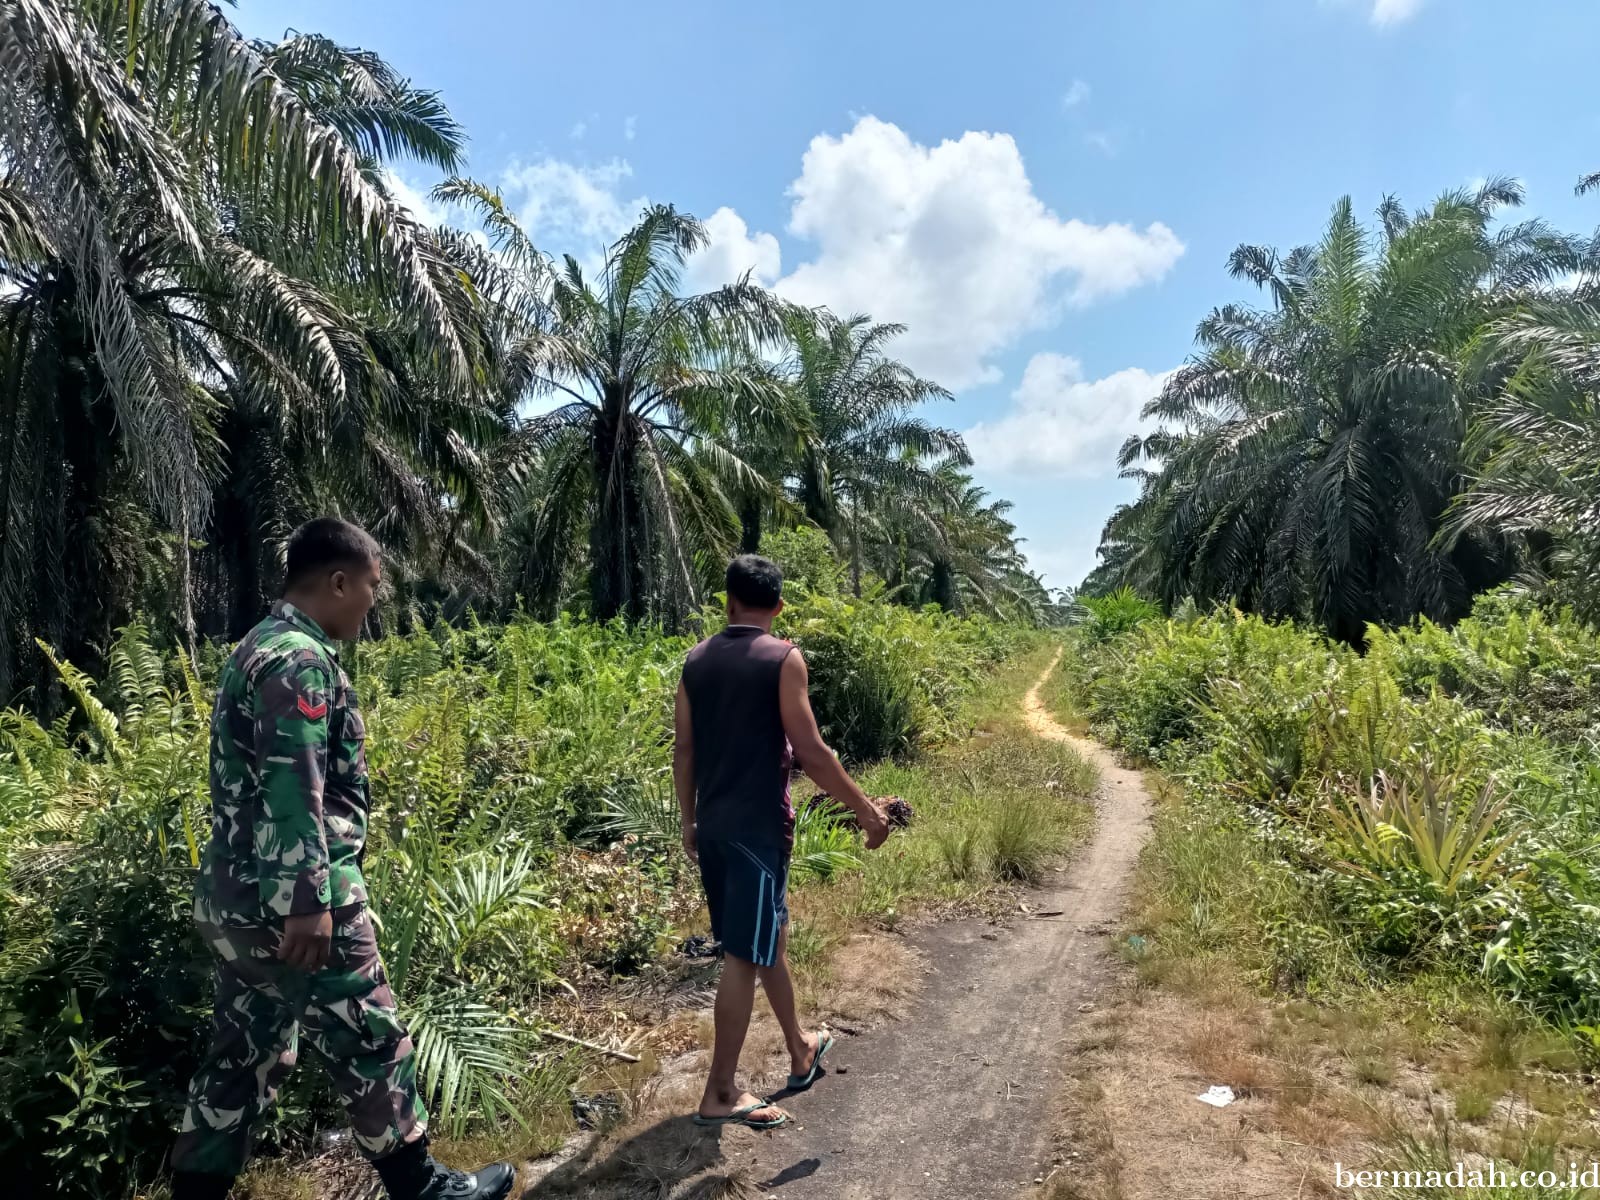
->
[786, 1032, 835, 1092]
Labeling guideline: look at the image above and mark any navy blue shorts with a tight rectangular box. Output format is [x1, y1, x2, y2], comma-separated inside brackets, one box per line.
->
[698, 838, 789, 967]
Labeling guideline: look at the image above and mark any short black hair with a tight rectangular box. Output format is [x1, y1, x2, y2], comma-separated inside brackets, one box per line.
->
[283, 518, 380, 592]
[726, 554, 783, 610]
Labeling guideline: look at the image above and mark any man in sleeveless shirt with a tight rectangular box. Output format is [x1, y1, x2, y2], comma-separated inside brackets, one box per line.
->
[675, 555, 890, 1128]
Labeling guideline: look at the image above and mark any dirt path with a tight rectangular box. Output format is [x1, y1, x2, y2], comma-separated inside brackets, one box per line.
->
[738, 651, 1153, 1199]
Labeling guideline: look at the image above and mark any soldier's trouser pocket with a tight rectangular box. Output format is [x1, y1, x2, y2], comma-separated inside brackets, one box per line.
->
[171, 906, 426, 1176]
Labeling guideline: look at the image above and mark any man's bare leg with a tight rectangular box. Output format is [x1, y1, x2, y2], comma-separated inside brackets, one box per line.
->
[699, 953, 782, 1120]
[755, 925, 820, 1077]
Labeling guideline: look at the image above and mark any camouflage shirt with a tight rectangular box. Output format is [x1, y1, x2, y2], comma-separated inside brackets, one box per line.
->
[198, 601, 371, 920]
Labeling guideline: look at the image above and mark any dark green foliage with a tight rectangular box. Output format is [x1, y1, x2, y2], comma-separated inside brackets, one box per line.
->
[779, 593, 1014, 763]
[875, 462, 1051, 622]
[759, 526, 848, 598]
[0, 0, 498, 706]
[1375, 591, 1600, 743]
[0, 631, 216, 1196]
[1093, 184, 1583, 644]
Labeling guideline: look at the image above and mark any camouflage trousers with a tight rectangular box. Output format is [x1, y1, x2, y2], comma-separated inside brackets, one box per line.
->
[171, 901, 427, 1177]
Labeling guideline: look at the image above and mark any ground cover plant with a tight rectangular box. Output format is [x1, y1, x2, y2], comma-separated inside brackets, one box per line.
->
[1050, 591, 1600, 1192]
[1065, 592, 1600, 1023]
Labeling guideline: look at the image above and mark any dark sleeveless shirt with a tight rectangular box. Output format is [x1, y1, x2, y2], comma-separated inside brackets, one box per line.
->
[681, 626, 796, 849]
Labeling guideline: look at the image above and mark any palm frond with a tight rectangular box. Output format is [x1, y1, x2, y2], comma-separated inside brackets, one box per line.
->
[402, 991, 529, 1136]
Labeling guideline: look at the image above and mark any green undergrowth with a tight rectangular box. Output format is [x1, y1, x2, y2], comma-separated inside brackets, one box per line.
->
[0, 595, 1035, 1198]
[359, 640, 1100, 1194]
[1115, 766, 1600, 1196]
[1057, 591, 1600, 1191]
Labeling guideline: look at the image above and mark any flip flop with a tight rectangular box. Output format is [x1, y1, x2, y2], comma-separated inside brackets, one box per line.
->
[786, 1032, 835, 1092]
[693, 1101, 788, 1130]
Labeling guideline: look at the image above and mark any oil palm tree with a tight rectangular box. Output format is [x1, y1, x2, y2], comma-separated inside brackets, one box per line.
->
[194, 35, 512, 636]
[1107, 182, 1578, 643]
[443, 185, 798, 624]
[780, 312, 968, 593]
[1449, 292, 1600, 613]
[878, 463, 1043, 619]
[1439, 166, 1600, 613]
[0, 0, 482, 700]
[194, 212, 519, 642]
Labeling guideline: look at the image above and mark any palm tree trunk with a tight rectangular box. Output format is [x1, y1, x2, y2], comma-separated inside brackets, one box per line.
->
[590, 496, 627, 622]
[179, 510, 199, 671]
[61, 330, 121, 689]
[590, 412, 624, 621]
[624, 469, 651, 623]
[930, 558, 955, 611]
[850, 505, 863, 598]
[739, 499, 762, 555]
[208, 414, 274, 639]
[801, 454, 834, 534]
[590, 411, 649, 623]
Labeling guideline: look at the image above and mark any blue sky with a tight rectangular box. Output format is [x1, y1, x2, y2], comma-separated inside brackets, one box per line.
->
[242, 0, 1600, 590]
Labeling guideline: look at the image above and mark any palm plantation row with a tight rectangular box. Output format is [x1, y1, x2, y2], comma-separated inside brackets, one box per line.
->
[1087, 177, 1600, 642]
[0, 0, 1044, 712]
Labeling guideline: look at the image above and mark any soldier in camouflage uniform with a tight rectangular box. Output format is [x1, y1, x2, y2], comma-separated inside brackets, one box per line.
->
[169, 519, 514, 1200]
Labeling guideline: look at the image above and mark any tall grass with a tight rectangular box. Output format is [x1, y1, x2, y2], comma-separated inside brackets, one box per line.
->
[989, 798, 1054, 883]
[1072, 592, 1600, 1044]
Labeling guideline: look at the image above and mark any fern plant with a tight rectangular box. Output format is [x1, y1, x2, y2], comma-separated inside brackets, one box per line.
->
[402, 992, 528, 1137]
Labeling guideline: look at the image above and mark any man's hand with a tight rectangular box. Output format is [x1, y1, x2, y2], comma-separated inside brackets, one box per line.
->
[278, 910, 333, 973]
[683, 822, 699, 864]
[858, 802, 891, 851]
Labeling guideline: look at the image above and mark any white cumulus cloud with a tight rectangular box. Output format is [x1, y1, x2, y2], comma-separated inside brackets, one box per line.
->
[963, 354, 1172, 478]
[775, 117, 1183, 388]
[383, 171, 449, 228]
[501, 158, 643, 259]
[682, 206, 782, 292]
[497, 162, 778, 292]
[490, 118, 1182, 387]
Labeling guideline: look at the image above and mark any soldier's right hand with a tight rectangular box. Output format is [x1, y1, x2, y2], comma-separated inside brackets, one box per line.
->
[279, 910, 334, 973]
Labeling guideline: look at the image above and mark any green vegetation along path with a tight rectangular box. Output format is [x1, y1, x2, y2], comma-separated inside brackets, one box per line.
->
[741, 652, 1153, 1199]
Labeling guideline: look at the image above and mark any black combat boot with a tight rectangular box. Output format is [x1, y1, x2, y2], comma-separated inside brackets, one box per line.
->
[373, 1137, 516, 1200]
[170, 1172, 235, 1200]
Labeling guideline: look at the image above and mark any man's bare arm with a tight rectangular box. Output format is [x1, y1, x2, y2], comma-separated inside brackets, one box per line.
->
[778, 650, 889, 849]
[673, 680, 698, 861]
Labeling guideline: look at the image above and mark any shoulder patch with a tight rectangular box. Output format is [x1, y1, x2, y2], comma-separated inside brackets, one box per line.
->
[297, 696, 328, 720]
